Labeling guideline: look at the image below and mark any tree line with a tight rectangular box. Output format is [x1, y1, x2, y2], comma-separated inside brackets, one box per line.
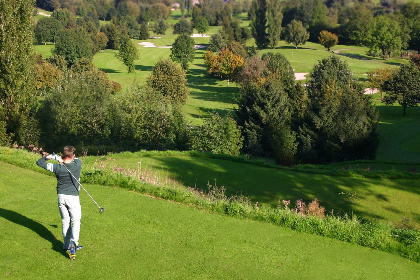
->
[1, 0, 419, 165]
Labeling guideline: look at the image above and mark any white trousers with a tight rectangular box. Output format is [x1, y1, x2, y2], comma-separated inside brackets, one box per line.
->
[57, 194, 81, 249]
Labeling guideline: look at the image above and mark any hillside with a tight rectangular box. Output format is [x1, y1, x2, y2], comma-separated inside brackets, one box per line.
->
[1, 160, 420, 279]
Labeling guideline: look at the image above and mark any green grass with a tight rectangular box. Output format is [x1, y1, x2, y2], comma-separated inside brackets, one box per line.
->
[1, 161, 420, 279]
[79, 151, 420, 229]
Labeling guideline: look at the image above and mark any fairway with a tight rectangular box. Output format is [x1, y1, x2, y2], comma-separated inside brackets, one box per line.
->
[1, 162, 420, 279]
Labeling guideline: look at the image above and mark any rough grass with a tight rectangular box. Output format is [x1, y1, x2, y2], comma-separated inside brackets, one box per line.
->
[1, 157, 420, 278]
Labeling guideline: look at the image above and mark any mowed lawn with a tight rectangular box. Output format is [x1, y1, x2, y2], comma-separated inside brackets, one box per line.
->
[1, 161, 420, 279]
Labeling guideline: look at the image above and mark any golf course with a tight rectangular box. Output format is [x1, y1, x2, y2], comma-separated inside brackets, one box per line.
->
[1, 4, 420, 279]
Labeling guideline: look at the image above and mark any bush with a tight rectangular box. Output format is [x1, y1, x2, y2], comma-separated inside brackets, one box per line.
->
[190, 112, 243, 156]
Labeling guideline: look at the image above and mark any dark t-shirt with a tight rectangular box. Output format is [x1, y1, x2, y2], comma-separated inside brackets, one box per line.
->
[36, 156, 82, 195]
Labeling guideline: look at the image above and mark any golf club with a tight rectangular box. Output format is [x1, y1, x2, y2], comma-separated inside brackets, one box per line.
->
[53, 153, 105, 214]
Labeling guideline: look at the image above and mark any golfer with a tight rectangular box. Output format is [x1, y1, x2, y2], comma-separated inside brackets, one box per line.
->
[36, 146, 83, 255]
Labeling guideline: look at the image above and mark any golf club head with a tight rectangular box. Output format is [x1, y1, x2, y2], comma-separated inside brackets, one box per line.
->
[99, 208, 105, 214]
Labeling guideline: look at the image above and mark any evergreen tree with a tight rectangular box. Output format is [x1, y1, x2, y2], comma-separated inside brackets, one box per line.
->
[267, 0, 283, 49]
[302, 56, 379, 162]
[249, 0, 269, 49]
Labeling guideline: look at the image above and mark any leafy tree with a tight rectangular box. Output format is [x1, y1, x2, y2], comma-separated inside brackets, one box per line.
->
[100, 23, 121, 49]
[39, 67, 115, 150]
[195, 16, 209, 36]
[366, 67, 395, 100]
[318, 30, 338, 51]
[249, 0, 269, 49]
[368, 15, 404, 59]
[410, 53, 420, 68]
[53, 28, 93, 66]
[116, 35, 139, 73]
[35, 60, 61, 91]
[190, 112, 243, 156]
[1, 0, 38, 144]
[154, 19, 168, 36]
[236, 55, 269, 86]
[52, 8, 76, 28]
[148, 3, 169, 21]
[139, 21, 149, 40]
[34, 17, 63, 44]
[108, 87, 187, 150]
[382, 63, 420, 116]
[147, 59, 189, 104]
[339, 2, 373, 46]
[173, 18, 193, 35]
[92, 32, 108, 53]
[303, 56, 379, 163]
[267, 0, 283, 49]
[285, 19, 310, 48]
[204, 46, 245, 84]
[170, 34, 195, 70]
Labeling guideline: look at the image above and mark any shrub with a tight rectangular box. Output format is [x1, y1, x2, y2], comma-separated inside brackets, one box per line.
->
[190, 112, 243, 156]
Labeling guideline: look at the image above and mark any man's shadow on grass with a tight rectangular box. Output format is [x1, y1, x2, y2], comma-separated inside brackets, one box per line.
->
[0, 207, 68, 258]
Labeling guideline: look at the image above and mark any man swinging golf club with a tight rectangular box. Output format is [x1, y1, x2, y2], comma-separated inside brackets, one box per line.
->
[36, 146, 83, 260]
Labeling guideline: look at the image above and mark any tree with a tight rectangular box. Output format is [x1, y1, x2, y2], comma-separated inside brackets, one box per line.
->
[139, 21, 149, 40]
[34, 17, 63, 44]
[173, 18, 193, 35]
[204, 46, 245, 84]
[39, 68, 115, 150]
[147, 59, 189, 104]
[52, 8, 76, 28]
[195, 16, 209, 36]
[285, 19, 310, 49]
[92, 32, 108, 53]
[267, 0, 283, 49]
[368, 15, 404, 59]
[249, 0, 268, 49]
[208, 31, 227, 52]
[53, 28, 93, 66]
[382, 63, 420, 116]
[108, 87, 187, 150]
[190, 112, 243, 156]
[170, 34, 195, 70]
[100, 23, 121, 50]
[116, 35, 139, 73]
[0, 0, 38, 143]
[318, 30, 338, 51]
[366, 67, 395, 100]
[303, 56, 379, 163]
[154, 19, 168, 36]
[237, 79, 297, 165]
[339, 2, 373, 46]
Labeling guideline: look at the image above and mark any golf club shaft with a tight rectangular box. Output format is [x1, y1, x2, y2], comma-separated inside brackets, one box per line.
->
[62, 163, 102, 209]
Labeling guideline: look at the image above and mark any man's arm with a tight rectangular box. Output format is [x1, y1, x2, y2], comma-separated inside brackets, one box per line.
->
[36, 154, 62, 173]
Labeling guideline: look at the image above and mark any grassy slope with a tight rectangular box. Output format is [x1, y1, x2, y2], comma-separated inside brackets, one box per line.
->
[1, 161, 419, 279]
[82, 152, 420, 229]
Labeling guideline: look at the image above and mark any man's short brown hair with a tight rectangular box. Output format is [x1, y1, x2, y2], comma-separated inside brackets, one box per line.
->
[63, 146, 76, 159]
